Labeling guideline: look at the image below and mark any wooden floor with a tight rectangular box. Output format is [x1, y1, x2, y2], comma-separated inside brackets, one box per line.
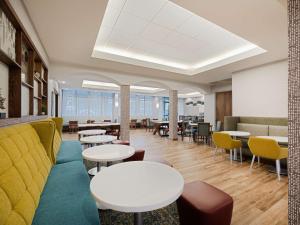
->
[63, 129, 288, 225]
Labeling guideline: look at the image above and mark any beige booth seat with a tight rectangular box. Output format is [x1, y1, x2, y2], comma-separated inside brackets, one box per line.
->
[269, 125, 288, 137]
[237, 123, 269, 136]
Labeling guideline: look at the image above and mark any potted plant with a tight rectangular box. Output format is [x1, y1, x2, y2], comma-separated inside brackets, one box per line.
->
[41, 103, 47, 115]
[0, 88, 6, 119]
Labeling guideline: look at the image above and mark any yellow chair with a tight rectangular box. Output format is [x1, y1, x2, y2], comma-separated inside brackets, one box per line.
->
[212, 132, 242, 164]
[248, 137, 288, 181]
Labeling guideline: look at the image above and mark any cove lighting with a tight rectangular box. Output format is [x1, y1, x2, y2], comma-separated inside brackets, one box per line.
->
[82, 80, 119, 88]
[131, 85, 164, 91]
[92, 0, 266, 75]
[82, 80, 164, 93]
[185, 92, 201, 96]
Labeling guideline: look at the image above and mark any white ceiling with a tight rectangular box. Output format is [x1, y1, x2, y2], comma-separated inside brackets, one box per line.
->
[93, 0, 265, 75]
[22, 0, 287, 84]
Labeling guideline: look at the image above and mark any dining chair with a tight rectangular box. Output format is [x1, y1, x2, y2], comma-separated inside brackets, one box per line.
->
[212, 132, 242, 164]
[146, 118, 153, 132]
[130, 119, 137, 129]
[248, 137, 288, 181]
[196, 123, 211, 144]
[68, 121, 78, 133]
[181, 121, 193, 142]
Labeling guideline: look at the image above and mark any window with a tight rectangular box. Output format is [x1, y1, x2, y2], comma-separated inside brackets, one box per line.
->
[130, 94, 154, 118]
[61, 89, 114, 122]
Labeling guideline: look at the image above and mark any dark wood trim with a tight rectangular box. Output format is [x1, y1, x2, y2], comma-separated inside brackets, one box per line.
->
[0, 48, 21, 68]
[8, 67, 21, 117]
[0, 0, 49, 122]
[1, 0, 48, 67]
[21, 82, 33, 89]
[0, 115, 48, 127]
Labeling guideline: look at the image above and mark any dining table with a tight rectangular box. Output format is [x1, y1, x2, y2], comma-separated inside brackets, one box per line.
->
[90, 161, 184, 225]
[152, 120, 182, 136]
[82, 144, 135, 176]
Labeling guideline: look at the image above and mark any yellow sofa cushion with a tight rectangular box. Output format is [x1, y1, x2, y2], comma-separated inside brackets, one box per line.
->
[51, 118, 63, 137]
[52, 130, 62, 164]
[30, 120, 56, 164]
[0, 124, 51, 225]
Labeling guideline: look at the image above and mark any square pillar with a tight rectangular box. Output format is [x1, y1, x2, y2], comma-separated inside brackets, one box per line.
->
[169, 90, 178, 140]
[120, 85, 130, 141]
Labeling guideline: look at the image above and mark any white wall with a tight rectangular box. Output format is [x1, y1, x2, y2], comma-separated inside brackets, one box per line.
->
[204, 93, 216, 129]
[232, 60, 288, 117]
[0, 62, 9, 117]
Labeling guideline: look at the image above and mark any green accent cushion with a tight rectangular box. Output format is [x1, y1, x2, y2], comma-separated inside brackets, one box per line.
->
[56, 140, 82, 164]
[32, 161, 100, 225]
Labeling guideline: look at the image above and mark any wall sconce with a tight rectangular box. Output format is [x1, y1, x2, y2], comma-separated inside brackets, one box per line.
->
[115, 101, 119, 107]
[156, 103, 159, 108]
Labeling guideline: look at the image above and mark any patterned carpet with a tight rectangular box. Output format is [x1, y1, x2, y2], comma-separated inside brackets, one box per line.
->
[84, 160, 180, 225]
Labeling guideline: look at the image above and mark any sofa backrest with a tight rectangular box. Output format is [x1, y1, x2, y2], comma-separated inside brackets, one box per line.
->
[51, 118, 63, 164]
[269, 125, 288, 137]
[239, 117, 288, 126]
[0, 123, 52, 225]
[237, 123, 269, 136]
[30, 119, 56, 163]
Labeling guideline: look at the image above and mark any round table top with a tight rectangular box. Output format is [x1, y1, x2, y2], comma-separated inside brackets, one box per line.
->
[82, 144, 135, 162]
[78, 129, 106, 136]
[222, 131, 250, 137]
[80, 135, 117, 144]
[90, 161, 184, 213]
[256, 136, 288, 144]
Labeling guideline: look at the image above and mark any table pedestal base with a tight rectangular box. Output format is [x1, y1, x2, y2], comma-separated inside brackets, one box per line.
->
[88, 167, 99, 176]
[134, 212, 143, 225]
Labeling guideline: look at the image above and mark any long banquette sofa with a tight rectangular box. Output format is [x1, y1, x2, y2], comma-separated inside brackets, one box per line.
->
[0, 118, 100, 225]
[224, 116, 288, 166]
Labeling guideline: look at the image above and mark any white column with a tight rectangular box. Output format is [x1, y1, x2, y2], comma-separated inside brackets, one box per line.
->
[120, 85, 130, 141]
[169, 90, 178, 140]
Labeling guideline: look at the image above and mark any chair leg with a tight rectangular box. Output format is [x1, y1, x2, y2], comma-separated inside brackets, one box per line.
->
[250, 155, 256, 173]
[258, 156, 260, 166]
[230, 149, 232, 164]
[239, 147, 242, 164]
[276, 160, 281, 181]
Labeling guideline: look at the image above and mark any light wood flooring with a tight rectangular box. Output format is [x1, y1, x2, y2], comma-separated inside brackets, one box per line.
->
[63, 129, 288, 225]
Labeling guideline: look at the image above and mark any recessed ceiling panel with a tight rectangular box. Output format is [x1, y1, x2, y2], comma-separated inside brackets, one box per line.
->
[92, 0, 266, 75]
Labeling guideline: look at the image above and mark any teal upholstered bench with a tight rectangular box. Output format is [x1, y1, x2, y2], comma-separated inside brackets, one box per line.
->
[56, 140, 83, 164]
[32, 161, 100, 225]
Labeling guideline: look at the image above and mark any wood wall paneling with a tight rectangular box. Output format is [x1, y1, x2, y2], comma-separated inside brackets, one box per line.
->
[216, 91, 232, 129]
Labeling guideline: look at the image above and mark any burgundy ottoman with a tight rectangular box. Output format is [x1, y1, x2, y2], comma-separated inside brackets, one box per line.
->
[112, 140, 130, 145]
[177, 181, 233, 225]
[124, 149, 145, 162]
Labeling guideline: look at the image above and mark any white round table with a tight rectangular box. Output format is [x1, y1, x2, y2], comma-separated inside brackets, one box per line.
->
[82, 144, 135, 176]
[78, 129, 106, 139]
[222, 131, 250, 137]
[222, 131, 251, 160]
[90, 161, 184, 225]
[80, 135, 117, 146]
[256, 136, 288, 144]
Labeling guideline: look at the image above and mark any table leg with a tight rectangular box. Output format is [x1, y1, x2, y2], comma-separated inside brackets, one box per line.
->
[134, 212, 143, 225]
[97, 162, 100, 172]
[234, 149, 237, 160]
